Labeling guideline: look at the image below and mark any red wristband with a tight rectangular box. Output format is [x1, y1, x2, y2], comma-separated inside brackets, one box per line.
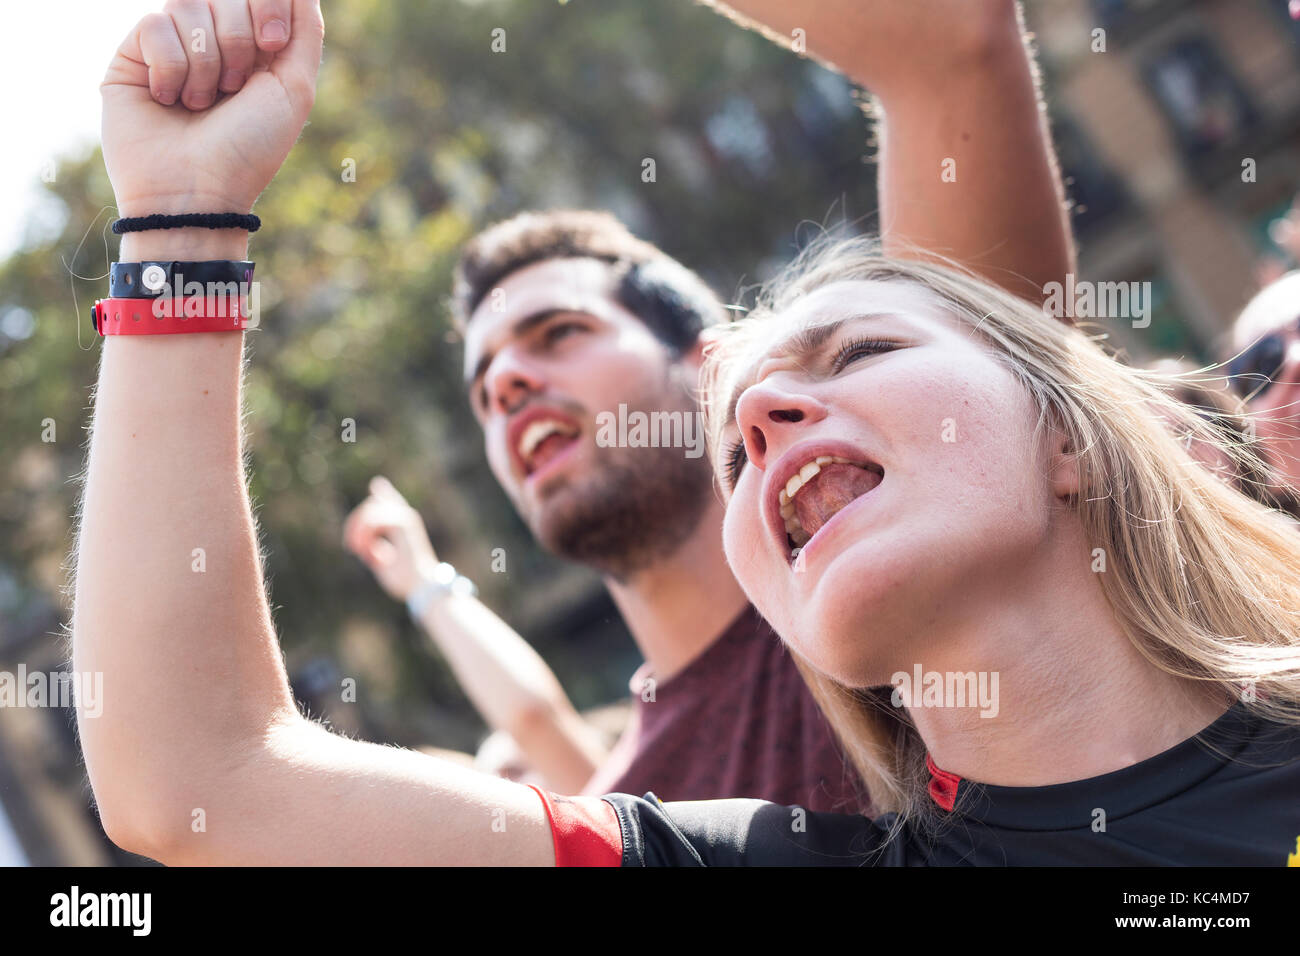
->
[92, 296, 254, 336]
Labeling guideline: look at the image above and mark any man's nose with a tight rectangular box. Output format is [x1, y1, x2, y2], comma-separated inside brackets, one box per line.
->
[485, 350, 546, 415]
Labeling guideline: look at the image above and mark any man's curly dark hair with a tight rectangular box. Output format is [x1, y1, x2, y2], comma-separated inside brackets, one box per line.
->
[451, 209, 724, 355]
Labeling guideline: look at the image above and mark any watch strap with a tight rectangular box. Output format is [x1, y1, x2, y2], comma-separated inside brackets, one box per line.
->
[406, 562, 478, 620]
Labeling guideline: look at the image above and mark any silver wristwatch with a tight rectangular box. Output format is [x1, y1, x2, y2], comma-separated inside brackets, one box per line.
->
[406, 561, 478, 620]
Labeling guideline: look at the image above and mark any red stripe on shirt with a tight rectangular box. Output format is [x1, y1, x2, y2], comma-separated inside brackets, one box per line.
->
[528, 785, 623, 866]
[925, 753, 962, 812]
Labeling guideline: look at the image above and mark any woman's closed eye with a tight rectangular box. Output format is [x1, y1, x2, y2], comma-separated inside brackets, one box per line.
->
[831, 336, 899, 373]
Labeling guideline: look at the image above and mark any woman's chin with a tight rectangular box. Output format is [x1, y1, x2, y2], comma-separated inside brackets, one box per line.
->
[772, 538, 926, 687]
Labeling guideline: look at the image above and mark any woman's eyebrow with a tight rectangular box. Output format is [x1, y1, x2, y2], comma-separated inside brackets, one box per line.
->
[777, 317, 849, 362]
[723, 312, 903, 425]
[774, 311, 901, 362]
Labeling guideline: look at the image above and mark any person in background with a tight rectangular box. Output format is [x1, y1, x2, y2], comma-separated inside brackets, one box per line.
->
[1144, 357, 1297, 518]
[1226, 273, 1300, 511]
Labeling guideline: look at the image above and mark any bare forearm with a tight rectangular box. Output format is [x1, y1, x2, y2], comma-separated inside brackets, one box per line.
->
[866, 20, 1075, 301]
[705, 1, 1074, 302]
[419, 596, 608, 792]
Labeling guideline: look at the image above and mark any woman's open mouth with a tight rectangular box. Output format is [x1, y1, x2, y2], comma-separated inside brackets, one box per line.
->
[766, 443, 884, 564]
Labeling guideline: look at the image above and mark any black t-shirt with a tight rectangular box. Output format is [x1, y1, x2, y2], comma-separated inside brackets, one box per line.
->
[536, 702, 1300, 866]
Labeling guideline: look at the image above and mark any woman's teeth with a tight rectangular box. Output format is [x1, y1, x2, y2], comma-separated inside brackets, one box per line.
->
[779, 455, 857, 548]
[778, 455, 884, 558]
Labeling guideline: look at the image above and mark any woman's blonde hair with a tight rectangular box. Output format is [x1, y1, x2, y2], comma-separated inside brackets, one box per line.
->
[701, 237, 1300, 825]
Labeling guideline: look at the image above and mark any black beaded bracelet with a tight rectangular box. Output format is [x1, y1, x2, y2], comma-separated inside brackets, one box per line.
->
[111, 213, 261, 235]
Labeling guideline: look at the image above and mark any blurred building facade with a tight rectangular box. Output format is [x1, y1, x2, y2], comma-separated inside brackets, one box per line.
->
[1030, 0, 1300, 358]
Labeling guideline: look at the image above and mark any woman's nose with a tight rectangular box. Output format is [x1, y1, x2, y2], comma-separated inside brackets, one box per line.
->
[733, 379, 828, 471]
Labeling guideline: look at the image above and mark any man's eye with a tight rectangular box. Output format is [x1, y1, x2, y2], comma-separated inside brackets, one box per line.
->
[724, 439, 748, 488]
[831, 337, 897, 374]
[545, 321, 585, 344]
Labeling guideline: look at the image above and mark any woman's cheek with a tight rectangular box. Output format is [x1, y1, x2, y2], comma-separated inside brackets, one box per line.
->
[722, 496, 767, 591]
[721, 508, 745, 579]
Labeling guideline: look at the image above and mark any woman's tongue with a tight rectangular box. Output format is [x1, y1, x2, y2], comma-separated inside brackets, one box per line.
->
[793, 463, 881, 538]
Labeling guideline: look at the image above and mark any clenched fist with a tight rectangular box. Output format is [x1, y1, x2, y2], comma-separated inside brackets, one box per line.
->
[101, 0, 324, 221]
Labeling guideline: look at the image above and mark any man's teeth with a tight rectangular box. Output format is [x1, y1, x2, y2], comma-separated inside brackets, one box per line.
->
[778, 455, 862, 548]
[520, 419, 576, 462]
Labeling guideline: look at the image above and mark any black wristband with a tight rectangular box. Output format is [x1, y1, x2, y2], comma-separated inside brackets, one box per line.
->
[111, 213, 261, 234]
[110, 260, 255, 299]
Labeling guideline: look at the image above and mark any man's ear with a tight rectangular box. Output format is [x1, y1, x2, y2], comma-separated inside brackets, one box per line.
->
[677, 334, 710, 373]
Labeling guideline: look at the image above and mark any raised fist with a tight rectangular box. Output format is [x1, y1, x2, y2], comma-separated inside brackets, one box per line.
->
[100, 0, 324, 219]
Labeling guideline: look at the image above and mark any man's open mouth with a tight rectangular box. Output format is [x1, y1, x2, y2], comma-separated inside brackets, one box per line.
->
[773, 452, 884, 561]
[514, 413, 581, 477]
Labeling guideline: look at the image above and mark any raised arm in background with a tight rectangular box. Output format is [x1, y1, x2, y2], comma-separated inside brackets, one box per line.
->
[707, 0, 1075, 303]
[343, 476, 608, 793]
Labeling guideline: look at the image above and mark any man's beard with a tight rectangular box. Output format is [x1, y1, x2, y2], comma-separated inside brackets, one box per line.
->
[526, 366, 715, 581]
[530, 439, 715, 581]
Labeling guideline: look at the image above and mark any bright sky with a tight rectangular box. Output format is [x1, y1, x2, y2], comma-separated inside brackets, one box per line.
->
[0, 1, 159, 259]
